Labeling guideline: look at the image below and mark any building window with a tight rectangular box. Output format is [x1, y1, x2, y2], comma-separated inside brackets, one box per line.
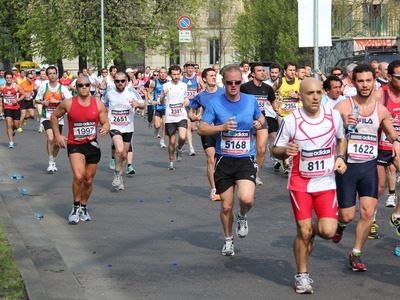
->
[208, 9, 220, 26]
[209, 39, 220, 65]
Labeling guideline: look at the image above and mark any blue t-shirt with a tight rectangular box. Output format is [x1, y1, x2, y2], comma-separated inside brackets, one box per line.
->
[190, 87, 225, 110]
[0, 78, 5, 86]
[202, 92, 261, 157]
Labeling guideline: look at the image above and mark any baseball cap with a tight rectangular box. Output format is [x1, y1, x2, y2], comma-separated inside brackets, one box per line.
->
[125, 68, 134, 73]
[12, 67, 17, 71]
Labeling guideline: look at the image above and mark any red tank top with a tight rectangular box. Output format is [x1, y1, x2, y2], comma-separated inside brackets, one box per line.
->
[2, 83, 20, 110]
[67, 96, 99, 144]
[378, 85, 400, 151]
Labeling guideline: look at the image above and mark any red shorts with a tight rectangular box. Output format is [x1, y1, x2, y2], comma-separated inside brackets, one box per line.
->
[289, 190, 338, 221]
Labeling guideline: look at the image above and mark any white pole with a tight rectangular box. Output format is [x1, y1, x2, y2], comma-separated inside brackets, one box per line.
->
[313, 0, 319, 77]
[101, 0, 105, 68]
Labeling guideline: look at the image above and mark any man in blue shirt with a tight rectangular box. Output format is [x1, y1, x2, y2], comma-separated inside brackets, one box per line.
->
[198, 65, 265, 256]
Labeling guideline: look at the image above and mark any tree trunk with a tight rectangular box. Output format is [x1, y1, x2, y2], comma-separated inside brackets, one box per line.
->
[56, 58, 64, 78]
[79, 55, 87, 71]
[113, 51, 126, 73]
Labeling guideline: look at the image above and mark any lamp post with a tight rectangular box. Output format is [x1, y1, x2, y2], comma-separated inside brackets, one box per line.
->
[101, 0, 105, 68]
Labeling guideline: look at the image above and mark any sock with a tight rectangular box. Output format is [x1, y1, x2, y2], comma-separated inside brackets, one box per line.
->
[225, 236, 233, 241]
[389, 190, 396, 195]
[114, 170, 120, 175]
[338, 221, 347, 228]
[394, 213, 400, 219]
[352, 249, 361, 256]
[73, 201, 80, 207]
[169, 157, 174, 161]
[49, 156, 54, 161]
[128, 164, 132, 167]
[81, 203, 86, 208]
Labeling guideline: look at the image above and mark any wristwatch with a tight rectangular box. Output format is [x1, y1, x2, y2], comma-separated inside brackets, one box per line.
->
[336, 155, 347, 162]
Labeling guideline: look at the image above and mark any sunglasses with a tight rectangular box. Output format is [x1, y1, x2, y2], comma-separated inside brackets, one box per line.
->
[392, 74, 400, 80]
[332, 73, 342, 76]
[27, 77, 34, 79]
[102, 71, 108, 73]
[225, 80, 242, 86]
[186, 64, 195, 67]
[77, 83, 91, 88]
[153, 74, 159, 76]
[115, 79, 126, 83]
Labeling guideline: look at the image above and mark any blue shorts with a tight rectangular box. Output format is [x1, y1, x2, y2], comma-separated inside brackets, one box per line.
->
[336, 159, 378, 208]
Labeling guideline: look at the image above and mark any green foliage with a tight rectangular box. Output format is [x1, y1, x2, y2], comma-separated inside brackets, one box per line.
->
[232, 0, 311, 67]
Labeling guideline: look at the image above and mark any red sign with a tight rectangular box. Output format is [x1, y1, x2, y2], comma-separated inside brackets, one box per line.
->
[177, 16, 192, 30]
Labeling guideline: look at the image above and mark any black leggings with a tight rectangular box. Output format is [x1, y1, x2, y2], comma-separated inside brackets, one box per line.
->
[147, 105, 153, 123]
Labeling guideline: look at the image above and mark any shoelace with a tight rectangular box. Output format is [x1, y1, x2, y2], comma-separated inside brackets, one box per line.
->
[295, 274, 314, 286]
[225, 240, 233, 250]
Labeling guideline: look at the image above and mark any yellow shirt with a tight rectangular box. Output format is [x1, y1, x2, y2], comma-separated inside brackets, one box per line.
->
[278, 77, 301, 117]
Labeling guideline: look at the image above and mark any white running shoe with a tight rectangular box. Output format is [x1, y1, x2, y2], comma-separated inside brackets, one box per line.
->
[47, 161, 55, 172]
[112, 173, 121, 187]
[294, 273, 313, 294]
[52, 161, 58, 172]
[115, 176, 124, 190]
[68, 205, 80, 223]
[235, 210, 248, 238]
[160, 140, 166, 148]
[176, 146, 183, 162]
[79, 206, 91, 221]
[38, 124, 44, 133]
[189, 146, 196, 156]
[221, 238, 235, 256]
[386, 194, 397, 207]
[109, 158, 115, 170]
[168, 161, 175, 170]
[255, 175, 263, 186]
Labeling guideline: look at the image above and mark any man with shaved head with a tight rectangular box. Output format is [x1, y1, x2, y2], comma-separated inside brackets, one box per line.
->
[273, 78, 347, 294]
[51, 76, 110, 224]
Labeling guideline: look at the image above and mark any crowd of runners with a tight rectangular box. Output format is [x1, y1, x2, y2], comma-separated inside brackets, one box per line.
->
[1, 58, 400, 294]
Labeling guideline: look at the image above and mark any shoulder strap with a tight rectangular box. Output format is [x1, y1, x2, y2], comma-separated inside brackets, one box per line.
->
[382, 86, 389, 107]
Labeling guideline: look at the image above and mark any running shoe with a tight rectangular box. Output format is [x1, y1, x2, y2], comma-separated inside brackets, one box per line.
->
[109, 158, 115, 170]
[348, 253, 367, 271]
[168, 161, 175, 170]
[17, 127, 23, 133]
[8, 141, 14, 149]
[38, 124, 44, 133]
[47, 161, 55, 172]
[221, 238, 235, 256]
[189, 146, 196, 156]
[282, 163, 290, 175]
[153, 128, 159, 138]
[386, 194, 397, 207]
[52, 161, 58, 172]
[294, 273, 314, 294]
[148, 122, 153, 128]
[0, 114, 4, 120]
[112, 173, 121, 187]
[160, 140, 166, 148]
[116, 177, 124, 191]
[272, 158, 281, 171]
[23, 120, 26, 126]
[157, 133, 161, 138]
[235, 210, 248, 238]
[79, 206, 91, 221]
[332, 223, 346, 243]
[389, 213, 400, 236]
[210, 189, 221, 201]
[127, 165, 136, 175]
[368, 221, 380, 239]
[68, 205, 80, 223]
[13, 128, 16, 136]
[255, 175, 263, 186]
[176, 146, 183, 162]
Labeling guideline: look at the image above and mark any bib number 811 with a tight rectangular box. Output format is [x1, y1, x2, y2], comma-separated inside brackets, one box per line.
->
[307, 160, 324, 171]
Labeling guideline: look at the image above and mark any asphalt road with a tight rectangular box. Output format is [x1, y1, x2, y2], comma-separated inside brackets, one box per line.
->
[0, 115, 399, 300]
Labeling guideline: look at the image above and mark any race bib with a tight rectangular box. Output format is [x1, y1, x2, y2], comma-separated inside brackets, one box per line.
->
[282, 98, 298, 112]
[299, 146, 334, 178]
[347, 132, 378, 161]
[25, 92, 33, 100]
[220, 130, 250, 155]
[3, 95, 16, 105]
[187, 89, 197, 98]
[255, 95, 269, 111]
[111, 109, 129, 126]
[73, 121, 96, 141]
[169, 103, 184, 117]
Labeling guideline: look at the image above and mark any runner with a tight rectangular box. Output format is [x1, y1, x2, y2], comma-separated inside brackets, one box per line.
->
[273, 78, 347, 294]
[189, 68, 225, 201]
[333, 63, 400, 271]
[103, 72, 144, 190]
[0, 71, 25, 148]
[51, 77, 110, 223]
[19, 73, 36, 131]
[35, 66, 72, 172]
[197, 64, 265, 256]
[160, 65, 189, 170]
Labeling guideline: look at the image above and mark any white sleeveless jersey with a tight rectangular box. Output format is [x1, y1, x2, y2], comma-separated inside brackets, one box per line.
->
[103, 87, 143, 133]
[163, 81, 188, 123]
[275, 106, 344, 192]
[347, 98, 380, 164]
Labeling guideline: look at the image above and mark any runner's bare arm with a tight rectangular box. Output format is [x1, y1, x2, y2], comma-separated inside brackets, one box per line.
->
[97, 100, 110, 137]
[272, 142, 299, 160]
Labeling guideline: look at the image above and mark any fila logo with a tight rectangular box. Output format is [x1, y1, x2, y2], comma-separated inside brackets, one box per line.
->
[357, 118, 373, 124]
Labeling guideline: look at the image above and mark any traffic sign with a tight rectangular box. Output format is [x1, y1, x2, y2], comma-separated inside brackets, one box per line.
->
[177, 15, 192, 30]
[179, 30, 191, 43]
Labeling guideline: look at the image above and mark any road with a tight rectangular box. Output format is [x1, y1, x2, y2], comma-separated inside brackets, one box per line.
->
[0, 115, 399, 300]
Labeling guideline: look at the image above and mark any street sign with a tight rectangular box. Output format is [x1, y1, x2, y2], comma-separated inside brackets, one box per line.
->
[177, 15, 192, 30]
[179, 30, 191, 43]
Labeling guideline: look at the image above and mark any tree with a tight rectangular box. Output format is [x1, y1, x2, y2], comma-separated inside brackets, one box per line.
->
[232, 0, 310, 67]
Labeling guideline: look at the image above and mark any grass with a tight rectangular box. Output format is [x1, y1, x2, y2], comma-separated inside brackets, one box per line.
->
[0, 220, 28, 300]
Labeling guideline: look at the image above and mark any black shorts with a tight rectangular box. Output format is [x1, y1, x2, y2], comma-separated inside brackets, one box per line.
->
[42, 120, 63, 133]
[266, 117, 279, 134]
[67, 141, 101, 164]
[155, 109, 165, 117]
[20, 100, 35, 110]
[109, 130, 133, 143]
[214, 154, 258, 194]
[166, 119, 188, 136]
[377, 149, 393, 166]
[201, 134, 217, 150]
[336, 160, 378, 208]
[4, 109, 21, 120]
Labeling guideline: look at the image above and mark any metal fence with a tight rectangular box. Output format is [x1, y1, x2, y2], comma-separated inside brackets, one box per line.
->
[332, 16, 400, 37]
